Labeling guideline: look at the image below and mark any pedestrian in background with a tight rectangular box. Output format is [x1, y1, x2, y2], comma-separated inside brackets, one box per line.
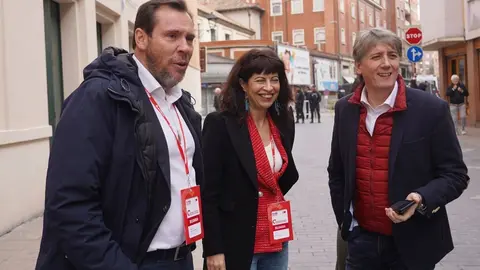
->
[418, 82, 427, 91]
[213, 87, 222, 111]
[308, 85, 321, 123]
[295, 86, 305, 123]
[328, 27, 469, 270]
[202, 48, 299, 270]
[446, 74, 469, 135]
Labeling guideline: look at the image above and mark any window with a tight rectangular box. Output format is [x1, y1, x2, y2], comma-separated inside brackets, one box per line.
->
[271, 0, 282, 16]
[96, 22, 103, 56]
[313, 0, 324, 11]
[339, 0, 345, 13]
[314, 27, 326, 44]
[382, 0, 386, 8]
[397, 27, 401, 37]
[376, 16, 380, 27]
[197, 20, 202, 40]
[210, 28, 217, 41]
[360, 7, 365, 22]
[225, 33, 231, 40]
[352, 32, 357, 44]
[341, 28, 346, 45]
[383, 20, 387, 28]
[272, 31, 283, 43]
[292, 29, 305, 45]
[401, 10, 404, 20]
[368, 13, 373, 26]
[291, 0, 303, 14]
[397, 7, 400, 19]
[351, 3, 356, 19]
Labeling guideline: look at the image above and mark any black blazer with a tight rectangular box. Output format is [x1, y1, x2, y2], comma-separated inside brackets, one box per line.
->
[201, 111, 299, 270]
[328, 88, 469, 269]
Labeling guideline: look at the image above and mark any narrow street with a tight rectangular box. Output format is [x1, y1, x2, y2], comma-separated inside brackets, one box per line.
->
[1, 113, 479, 269]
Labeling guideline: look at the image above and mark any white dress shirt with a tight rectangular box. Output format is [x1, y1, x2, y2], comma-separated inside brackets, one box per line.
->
[132, 55, 197, 250]
[349, 82, 398, 230]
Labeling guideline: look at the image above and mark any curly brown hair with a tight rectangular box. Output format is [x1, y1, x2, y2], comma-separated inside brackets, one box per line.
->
[220, 48, 293, 123]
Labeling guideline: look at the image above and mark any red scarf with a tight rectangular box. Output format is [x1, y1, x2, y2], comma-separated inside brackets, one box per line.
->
[247, 114, 289, 253]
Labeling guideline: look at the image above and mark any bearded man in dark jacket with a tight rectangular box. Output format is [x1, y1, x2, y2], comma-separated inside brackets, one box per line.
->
[35, 1, 203, 270]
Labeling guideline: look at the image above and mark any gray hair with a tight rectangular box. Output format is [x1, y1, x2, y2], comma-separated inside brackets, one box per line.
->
[451, 74, 459, 81]
[353, 27, 403, 63]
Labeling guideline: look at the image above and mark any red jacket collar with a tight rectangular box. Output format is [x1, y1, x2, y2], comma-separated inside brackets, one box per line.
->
[348, 75, 407, 111]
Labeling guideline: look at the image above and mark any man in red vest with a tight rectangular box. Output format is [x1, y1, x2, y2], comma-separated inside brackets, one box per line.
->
[328, 27, 469, 270]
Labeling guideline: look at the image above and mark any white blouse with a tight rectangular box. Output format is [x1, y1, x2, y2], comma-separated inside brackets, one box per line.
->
[265, 141, 283, 173]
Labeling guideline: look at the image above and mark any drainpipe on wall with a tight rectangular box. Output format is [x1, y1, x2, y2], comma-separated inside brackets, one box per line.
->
[335, 0, 343, 88]
[284, 0, 289, 42]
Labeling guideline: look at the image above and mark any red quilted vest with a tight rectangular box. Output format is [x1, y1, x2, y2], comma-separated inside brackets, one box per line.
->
[348, 76, 407, 236]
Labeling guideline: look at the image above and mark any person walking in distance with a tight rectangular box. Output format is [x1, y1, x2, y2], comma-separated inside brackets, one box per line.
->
[295, 86, 305, 123]
[308, 85, 321, 123]
[35, 1, 204, 269]
[446, 74, 469, 135]
[328, 28, 469, 270]
[213, 87, 222, 111]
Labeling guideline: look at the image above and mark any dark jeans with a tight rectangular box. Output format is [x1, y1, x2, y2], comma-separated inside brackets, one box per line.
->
[336, 228, 348, 270]
[346, 227, 434, 270]
[250, 241, 289, 270]
[139, 252, 194, 270]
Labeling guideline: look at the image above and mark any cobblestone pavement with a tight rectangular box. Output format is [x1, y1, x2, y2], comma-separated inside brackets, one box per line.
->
[1, 112, 479, 270]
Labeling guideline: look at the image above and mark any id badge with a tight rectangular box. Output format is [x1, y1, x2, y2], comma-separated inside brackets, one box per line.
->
[267, 201, 294, 244]
[180, 185, 204, 244]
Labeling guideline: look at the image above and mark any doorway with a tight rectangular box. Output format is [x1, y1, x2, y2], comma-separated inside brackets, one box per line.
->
[447, 55, 467, 85]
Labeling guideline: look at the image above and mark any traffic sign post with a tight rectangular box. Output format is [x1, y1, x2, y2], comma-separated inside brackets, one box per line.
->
[405, 27, 423, 65]
[407, 46, 423, 63]
[405, 27, 422, 45]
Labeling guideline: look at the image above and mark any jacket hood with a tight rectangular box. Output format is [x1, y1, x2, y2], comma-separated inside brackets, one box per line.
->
[83, 47, 141, 86]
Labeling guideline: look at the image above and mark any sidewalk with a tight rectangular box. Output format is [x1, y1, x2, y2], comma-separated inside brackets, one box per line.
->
[0, 217, 204, 270]
[1, 118, 479, 270]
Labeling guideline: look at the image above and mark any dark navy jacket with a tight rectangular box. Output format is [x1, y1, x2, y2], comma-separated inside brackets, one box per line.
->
[35, 47, 204, 270]
[328, 86, 469, 269]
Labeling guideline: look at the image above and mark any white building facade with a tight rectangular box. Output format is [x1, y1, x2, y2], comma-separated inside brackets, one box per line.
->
[0, 0, 201, 235]
[197, 4, 256, 42]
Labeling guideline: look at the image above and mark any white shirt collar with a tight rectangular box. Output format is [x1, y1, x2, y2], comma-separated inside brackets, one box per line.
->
[360, 81, 398, 109]
[132, 54, 182, 104]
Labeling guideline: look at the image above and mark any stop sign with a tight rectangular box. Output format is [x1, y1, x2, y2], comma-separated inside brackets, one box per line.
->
[405, 27, 422, 45]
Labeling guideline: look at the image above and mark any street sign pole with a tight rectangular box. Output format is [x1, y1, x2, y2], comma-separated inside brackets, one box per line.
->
[405, 27, 423, 73]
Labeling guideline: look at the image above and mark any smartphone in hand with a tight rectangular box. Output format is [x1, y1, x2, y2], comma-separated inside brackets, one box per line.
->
[390, 200, 416, 215]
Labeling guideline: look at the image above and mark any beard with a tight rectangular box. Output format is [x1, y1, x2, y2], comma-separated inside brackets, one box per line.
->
[145, 48, 181, 90]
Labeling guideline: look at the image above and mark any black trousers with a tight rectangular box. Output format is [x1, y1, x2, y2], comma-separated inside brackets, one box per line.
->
[295, 104, 304, 122]
[310, 105, 320, 122]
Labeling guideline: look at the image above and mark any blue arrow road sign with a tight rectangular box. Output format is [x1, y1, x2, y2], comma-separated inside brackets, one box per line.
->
[407, 46, 423, 63]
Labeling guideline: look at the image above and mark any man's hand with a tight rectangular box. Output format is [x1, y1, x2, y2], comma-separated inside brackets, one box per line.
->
[458, 87, 464, 93]
[385, 193, 422, 223]
[207, 254, 226, 270]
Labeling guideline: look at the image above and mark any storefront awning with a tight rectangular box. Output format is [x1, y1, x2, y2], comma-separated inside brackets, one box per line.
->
[342, 76, 355, 84]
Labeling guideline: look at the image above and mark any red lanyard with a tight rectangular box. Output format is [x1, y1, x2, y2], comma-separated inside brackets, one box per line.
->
[270, 135, 276, 173]
[145, 89, 189, 176]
